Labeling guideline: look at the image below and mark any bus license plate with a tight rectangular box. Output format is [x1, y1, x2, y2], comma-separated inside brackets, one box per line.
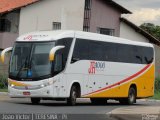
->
[23, 92, 30, 96]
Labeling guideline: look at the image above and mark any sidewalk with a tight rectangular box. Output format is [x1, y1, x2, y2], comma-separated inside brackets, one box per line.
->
[108, 106, 160, 114]
[107, 100, 160, 120]
[0, 92, 9, 101]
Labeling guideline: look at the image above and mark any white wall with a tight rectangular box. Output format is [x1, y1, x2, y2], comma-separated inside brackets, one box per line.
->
[154, 45, 160, 77]
[19, 0, 85, 35]
[120, 22, 149, 42]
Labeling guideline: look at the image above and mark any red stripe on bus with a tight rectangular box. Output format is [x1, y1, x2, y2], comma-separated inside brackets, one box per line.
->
[83, 64, 151, 96]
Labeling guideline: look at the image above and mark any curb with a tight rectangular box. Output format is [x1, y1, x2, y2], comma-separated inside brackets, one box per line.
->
[107, 106, 160, 114]
[137, 99, 160, 102]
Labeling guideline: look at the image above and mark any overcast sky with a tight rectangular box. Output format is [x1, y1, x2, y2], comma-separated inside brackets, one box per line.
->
[115, 0, 160, 26]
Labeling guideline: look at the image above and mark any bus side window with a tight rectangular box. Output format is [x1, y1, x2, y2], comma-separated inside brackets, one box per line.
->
[142, 47, 153, 64]
[56, 38, 73, 68]
[103, 43, 117, 62]
[132, 46, 143, 64]
[89, 41, 103, 61]
[54, 51, 63, 74]
[72, 39, 89, 63]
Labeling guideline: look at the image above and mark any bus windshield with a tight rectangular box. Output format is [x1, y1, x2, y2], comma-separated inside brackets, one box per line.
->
[9, 42, 55, 81]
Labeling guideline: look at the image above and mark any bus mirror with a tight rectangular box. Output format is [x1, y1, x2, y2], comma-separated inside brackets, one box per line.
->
[49, 46, 65, 61]
[1, 47, 13, 63]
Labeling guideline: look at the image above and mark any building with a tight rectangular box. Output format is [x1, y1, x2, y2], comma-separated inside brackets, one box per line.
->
[0, 0, 131, 50]
[0, 0, 38, 74]
[0, 0, 131, 74]
[120, 18, 160, 76]
[19, 0, 131, 36]
[0, 0, 160, 76]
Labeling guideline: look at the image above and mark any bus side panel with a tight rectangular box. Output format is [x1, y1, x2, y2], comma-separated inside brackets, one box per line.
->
[137, 64, 155, 97]
[82, 64, 154, 98]
[65, 60, 90, 96]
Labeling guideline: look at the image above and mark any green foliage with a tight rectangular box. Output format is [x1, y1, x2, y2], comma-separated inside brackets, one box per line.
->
[155, 77, 160, 93]
[0, 74, 8, 89]
[140, 23, 160, 40]
[0, 88, 8, 92]
[153, 92, 160, 99]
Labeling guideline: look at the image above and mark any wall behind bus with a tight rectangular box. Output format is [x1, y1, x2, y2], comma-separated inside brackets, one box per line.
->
[19, 0, 85, 35]
[90, 0, 121, 37]
[120, 22, 149, 43]
[154, 45, 160, 77]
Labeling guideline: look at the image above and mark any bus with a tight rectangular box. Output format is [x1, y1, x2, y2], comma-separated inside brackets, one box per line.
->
[1, 30, 155, 105]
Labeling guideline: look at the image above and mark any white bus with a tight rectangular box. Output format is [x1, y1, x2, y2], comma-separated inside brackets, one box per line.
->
[1, 30, 155, 105]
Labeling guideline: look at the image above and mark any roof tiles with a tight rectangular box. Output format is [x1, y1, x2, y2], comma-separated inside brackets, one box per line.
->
[0, 0, 38, 14]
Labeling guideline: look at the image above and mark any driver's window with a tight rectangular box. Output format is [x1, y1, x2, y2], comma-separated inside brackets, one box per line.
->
[54, 53, 63, 73]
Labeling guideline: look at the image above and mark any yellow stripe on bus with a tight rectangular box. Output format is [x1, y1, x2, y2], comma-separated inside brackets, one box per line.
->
[8, 79, 31, 87]
[83, 64, 154, 98]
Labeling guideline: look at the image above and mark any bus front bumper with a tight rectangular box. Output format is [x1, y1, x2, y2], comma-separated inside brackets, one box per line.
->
[8, 86, 54, 98]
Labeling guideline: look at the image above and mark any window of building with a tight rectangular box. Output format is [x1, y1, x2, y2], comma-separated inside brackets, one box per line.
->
[83, 26, 90, 32]
[83, 0, 92, 32]
[0, 19, 11, 32]
[53, 22, 61, 30]
[97, 28, 115, 36]
[85, 0, 92, 10]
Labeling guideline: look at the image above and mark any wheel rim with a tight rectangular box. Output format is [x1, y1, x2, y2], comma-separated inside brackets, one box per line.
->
[130, 93, 134, 102]
[71, 90, 76, 104]
[129, 89, 135, 103]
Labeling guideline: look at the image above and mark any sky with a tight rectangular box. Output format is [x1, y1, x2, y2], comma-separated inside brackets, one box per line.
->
[115, 0, 160, 26]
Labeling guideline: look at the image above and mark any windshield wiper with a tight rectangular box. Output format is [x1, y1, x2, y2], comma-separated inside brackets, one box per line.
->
[16, 57, 29, 78]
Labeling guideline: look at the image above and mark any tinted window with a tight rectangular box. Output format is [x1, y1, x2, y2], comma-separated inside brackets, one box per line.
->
[72, 39, 154, 64]
[72, 39, 89, 61]
[89, 41, 103, 61]
[117, 44, 132, 63]
[101, 43, 117, 62]
[130, 46, 143, 64]
[56, 38, 73, 70]
[142, 47, 154, 64]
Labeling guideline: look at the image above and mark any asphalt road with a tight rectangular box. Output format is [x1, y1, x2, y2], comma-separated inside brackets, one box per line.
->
[0, 95, 159, 120]
[0, 97, 122, 114]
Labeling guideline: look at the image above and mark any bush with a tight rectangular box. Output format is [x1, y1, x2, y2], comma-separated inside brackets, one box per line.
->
[155, 77, 160, 93]
[0, 74, 8, 89]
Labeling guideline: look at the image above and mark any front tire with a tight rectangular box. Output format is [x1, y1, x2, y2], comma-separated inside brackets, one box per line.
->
[31, 98, 41, 105]
[67, 86, 77, 106]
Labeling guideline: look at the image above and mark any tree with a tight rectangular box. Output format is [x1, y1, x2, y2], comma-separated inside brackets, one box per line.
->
[140, 23, 160, 40]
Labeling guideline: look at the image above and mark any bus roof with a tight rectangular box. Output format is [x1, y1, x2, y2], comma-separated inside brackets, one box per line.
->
[17, 30, 153, 47]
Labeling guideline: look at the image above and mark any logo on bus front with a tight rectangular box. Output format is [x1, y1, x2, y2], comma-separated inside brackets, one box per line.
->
[24, 35, 32, 40]
[23, 34, 49, 41]
[88, 61, 105, 74]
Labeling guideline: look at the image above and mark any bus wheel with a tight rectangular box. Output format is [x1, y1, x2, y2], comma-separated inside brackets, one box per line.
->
[67, 86, 77, 106]
[31, 98, 41, 105]
[119, 87, 136, 105]
[90, 98, 107, 105]
[127, 87, 136, 105]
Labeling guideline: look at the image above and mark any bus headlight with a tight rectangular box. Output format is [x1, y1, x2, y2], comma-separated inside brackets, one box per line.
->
[41, 84, 45, 88]
[11, 84, 15, 87]
[41, 80, 56, 88]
